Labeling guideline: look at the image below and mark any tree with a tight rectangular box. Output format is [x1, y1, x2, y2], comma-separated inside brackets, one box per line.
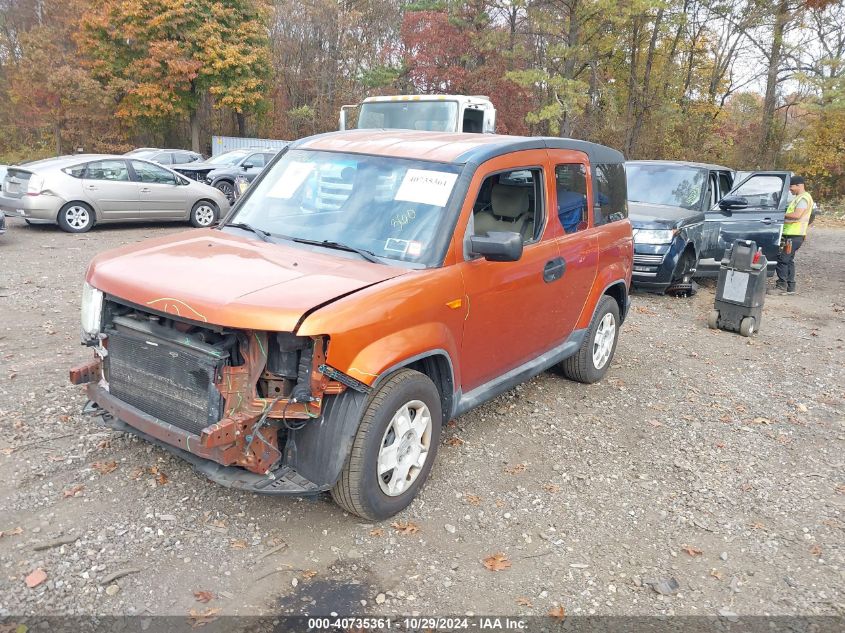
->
[81, 0, 272, 151]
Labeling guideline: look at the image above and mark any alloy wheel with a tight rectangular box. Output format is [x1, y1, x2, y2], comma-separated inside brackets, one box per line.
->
[377, 400, 433, 497]
[592, 312, 616, 369]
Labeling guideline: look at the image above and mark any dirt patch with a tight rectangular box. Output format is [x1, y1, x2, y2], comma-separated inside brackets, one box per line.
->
[0, 216, 842, 618]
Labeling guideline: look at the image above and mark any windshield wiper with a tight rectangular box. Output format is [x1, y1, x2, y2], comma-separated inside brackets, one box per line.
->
[222, 222, 274, 243]
[290, 237, 383, 264]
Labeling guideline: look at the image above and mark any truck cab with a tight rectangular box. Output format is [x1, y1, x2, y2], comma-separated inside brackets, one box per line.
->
[339, 95, 496, 134]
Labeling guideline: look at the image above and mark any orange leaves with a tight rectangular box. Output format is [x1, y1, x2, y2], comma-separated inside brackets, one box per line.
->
[369, 528, 385, 537]
[390, 521, 420, 535]
[92, 461, 118, 475]
[504, 463, 526, 475]
[229, 539, 248, 550]
[548, 606, 566, 620]
[63, 484, 85, 498]
[446, 436, 465, 447]
[193, 590, 214, 603]
[482, 552, 511, 571]
[542, 483, 560, 493]
[809, 544, 822, 557]
[516, 596, 533, 607]
[0, 527, 23, 539]
[466, 494, 481, 505]
[681, 545, 703, 557]
[188, 607, 221, 628]
[25, 568, 47, 588]
[148, 466, 169, 485]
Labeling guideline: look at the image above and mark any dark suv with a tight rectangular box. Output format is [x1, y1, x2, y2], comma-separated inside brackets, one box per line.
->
[174, 149, 280, 202]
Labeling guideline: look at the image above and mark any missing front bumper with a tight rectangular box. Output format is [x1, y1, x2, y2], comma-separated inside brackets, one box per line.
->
[90, 401, 325, 496]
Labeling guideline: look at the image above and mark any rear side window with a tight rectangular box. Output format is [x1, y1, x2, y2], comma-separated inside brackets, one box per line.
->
[555, 164, 588, 233]
[154, 152, 173, 165]
[593, 163, 627, 225]
[63, 164, 87, 178]
[84, 160, 130, 181]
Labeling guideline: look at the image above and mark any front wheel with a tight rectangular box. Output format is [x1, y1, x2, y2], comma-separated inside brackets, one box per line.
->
[57, 202, 95, 233]
[560, 295, 620, 384]
[190, 201, 218, 228]
[331, 369, 442, 520]
[214, 180, 235, 204]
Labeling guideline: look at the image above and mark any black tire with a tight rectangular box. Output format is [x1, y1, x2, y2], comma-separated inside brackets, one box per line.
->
[57, 201, 95, 233]
[331, 369, 442, 520]
[560, 295, 620, 384]
[190, 200, 218, 228]
[740, 316, 755, 337]
[214, 180, 235, 204]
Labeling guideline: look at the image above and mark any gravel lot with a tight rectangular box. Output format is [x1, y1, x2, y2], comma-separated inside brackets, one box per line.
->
[0, 216, 843, 619]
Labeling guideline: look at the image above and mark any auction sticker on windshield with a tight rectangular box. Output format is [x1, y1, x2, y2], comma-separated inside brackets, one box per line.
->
[395, 169, 458, 207]
[267, 162, 315, 199]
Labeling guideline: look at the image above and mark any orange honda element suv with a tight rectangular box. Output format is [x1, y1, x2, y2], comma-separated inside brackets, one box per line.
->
[71, 131, 633, 520]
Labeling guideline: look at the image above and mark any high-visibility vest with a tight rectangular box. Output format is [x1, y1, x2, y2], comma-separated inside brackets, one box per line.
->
[783, 191, 813, 236]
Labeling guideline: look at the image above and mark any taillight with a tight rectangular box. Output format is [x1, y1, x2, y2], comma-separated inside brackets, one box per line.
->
[26, 174, 45, 196]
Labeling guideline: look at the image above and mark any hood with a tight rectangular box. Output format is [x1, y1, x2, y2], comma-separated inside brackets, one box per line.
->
[628, 201, 704, 229]
[87, 229, 408, 332]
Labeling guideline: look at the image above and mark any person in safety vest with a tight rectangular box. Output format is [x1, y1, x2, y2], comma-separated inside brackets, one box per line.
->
[775, 175, 813, 295]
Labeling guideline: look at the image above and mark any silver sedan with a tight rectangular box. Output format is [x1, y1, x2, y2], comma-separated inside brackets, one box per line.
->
[0, 155, 230, 233]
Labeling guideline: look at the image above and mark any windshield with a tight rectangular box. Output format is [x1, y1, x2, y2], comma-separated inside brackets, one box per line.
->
[358, 101, 459, 132]
[209, 151, 248, 166]
[626, 164, 707, 210]
[129, 150, 157, 160]
[229, 149, 463, 267]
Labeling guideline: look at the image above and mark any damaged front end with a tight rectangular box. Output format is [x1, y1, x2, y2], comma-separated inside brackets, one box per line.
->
[70, 295, 355, 494]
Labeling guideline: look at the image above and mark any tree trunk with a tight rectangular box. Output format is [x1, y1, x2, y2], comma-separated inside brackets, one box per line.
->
[628, 8, 664, 157]
[190, 110, 200, 153]
[236, 111, 246, 137]
[760, 0, 789, 168]
[54, 121, 62, 156]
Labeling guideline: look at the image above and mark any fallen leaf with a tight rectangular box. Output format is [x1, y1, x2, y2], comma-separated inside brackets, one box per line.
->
[715, 441, 726, 449]
[62, 484, 85, 499]
[749, 522, 766, 531]
[482, 552, 511, 571]
[494, 499, 506, 508]
[97, 439, 112, 450]
[446, 436, 465, 447]
[0, 447, 14, 455]
[188, 607, 221, 628]
[809, 544, 822, 557]
[302, 569, 318, 580]
[47, 455, 65, 462]
[0, 527, 23, 539]
[542, 483, 560, 493]
[516, 597, 533, 607]
[25, 568, 47, 588]
[710, 569, 724, 580]
[647, 419, 663, 427]
[229, 539, 248, 550]
[129, 467, 145, 480]
[193, 590, 214, 603]
[504, 463, 526, 475]
[369, 528, 385, 537]
[681, 545, 703, 557]
[635, 305, 656, 315]
[548, 606, 566, 620]
[148, 466, 169, 485]
[466, 494, 481, 505]
[752, 417, 772, 425]
[796, 403, 808, 413]
[58, 414, 70, 423]
[740, 483, 754, 492]
[92, 461, 118, 475]
[390, 520, 420, 535]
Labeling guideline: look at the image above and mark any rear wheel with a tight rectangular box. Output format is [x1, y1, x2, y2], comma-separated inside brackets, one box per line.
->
[57, 202, 94, 233]
[331, 369, 442, 520]
[190, 201, 218, 228]
[740, 316, 756, 337]
[560, 295, 620, 384]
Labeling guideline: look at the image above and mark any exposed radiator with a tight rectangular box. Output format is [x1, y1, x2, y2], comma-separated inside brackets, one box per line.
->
[105, 318, 227, 436]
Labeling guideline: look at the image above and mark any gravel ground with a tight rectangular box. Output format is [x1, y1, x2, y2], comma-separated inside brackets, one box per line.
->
[0, 216, 842, 619]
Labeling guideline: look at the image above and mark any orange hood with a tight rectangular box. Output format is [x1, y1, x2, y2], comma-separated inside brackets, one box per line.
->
[86, 228, 409, 332]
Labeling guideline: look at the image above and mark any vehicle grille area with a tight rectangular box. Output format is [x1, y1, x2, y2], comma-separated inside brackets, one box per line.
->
[105, 318, 226, 436]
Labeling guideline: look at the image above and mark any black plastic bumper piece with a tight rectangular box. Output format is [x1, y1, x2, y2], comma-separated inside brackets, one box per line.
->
[95, 411, 327, 495]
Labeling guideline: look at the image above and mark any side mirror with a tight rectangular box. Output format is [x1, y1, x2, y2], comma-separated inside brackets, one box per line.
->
[469, 231, 523, 262]
[719, 195, 748, 211]
[241, 163, 253, 170]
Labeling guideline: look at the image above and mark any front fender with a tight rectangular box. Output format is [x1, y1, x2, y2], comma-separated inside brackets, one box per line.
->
[338, 322, 460, 388]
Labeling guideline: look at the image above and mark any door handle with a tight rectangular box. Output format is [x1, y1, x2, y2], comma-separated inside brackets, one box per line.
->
[140, 187, 151, 193]
[85, 185, 97, 190]
[761, 217, 772, 224]
[543, 257, 566, 283]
